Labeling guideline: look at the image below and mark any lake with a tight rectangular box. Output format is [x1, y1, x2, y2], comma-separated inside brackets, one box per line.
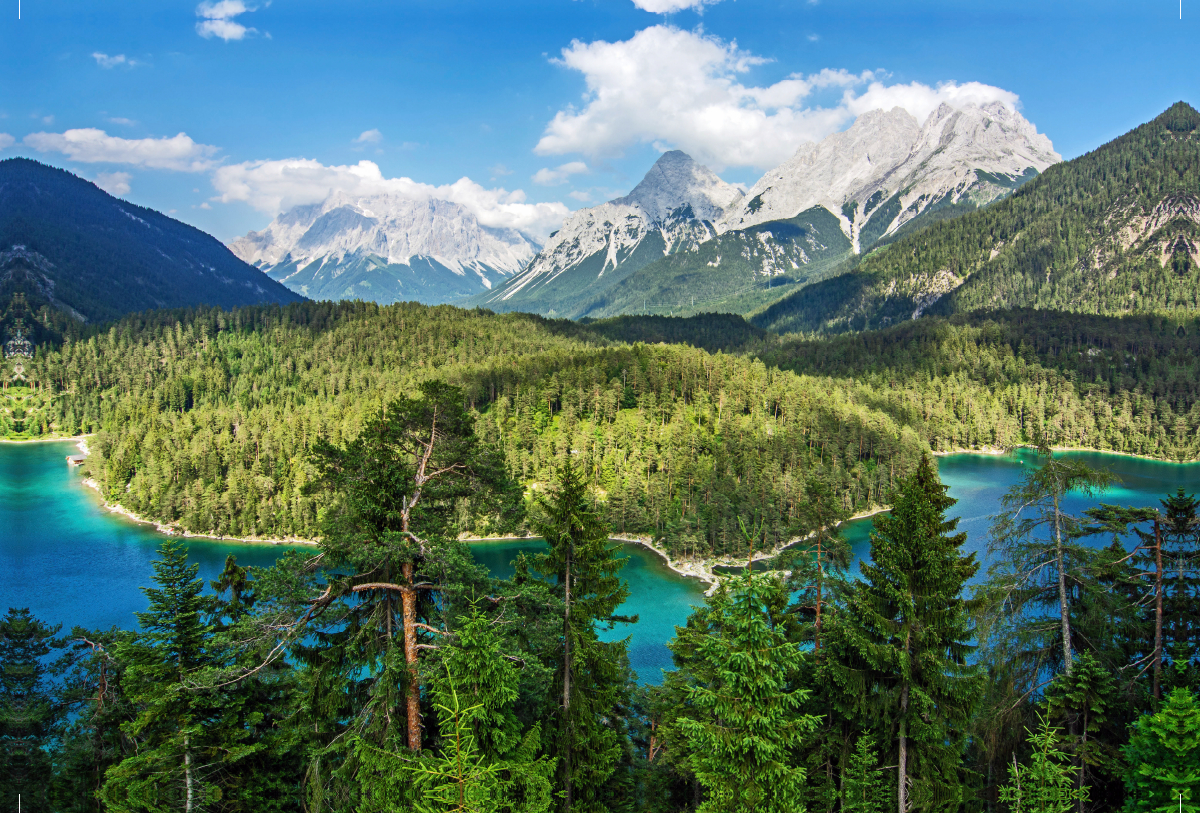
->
[1, 440, 1195, 682]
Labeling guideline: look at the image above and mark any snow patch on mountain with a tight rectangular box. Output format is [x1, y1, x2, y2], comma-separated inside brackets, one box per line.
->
[230, 191, 539, 288]
[719, 102, 1061, 251]
[486, 150, 742, 303]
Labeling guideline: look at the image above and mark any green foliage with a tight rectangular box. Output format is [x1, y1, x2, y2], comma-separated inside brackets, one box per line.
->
[0, 608, 62, 812]
[101, 539, 216, 812]
[1122, 688, 1200, 813]
[827, 456, 982, 812]
[998, 715, 1090, 813]
[841, 737, 886, 813]
[529, 460, 634, 812]
[671, 573, 818, 813]
[356, 615, 556, 813]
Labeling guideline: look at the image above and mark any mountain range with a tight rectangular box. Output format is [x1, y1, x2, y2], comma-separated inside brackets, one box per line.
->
[754, 101, 1200, 334]
[0, 158, 299, 335]
[460, 101, 1059, 319]
[230, 192, 539, 304]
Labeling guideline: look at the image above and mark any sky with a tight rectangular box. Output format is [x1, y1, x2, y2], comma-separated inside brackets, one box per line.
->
[0, 0, 1195, 244]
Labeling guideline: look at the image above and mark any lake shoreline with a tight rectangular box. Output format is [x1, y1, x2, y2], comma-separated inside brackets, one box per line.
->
[464, 502, 892, 596]
[934, 444, 1189, 463]
[78, 476, 317, 549]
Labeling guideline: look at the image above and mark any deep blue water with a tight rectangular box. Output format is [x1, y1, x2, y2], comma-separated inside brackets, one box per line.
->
[1, 441, 1196, 681]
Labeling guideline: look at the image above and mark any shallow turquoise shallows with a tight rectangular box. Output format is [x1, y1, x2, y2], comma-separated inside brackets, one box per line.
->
[2, 441, 1198, 683]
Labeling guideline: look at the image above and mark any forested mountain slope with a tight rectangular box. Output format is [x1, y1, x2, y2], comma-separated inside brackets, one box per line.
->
[0, 158, 301, 324]
[9, 303, 1200, 560]
[754, 102, 1200, 334]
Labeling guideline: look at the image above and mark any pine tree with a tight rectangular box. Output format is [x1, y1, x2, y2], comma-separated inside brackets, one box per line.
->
[671, 573, 817, 813]
[827, 455, 983, 813]
[842, 737, 886, 813]
[989, 446, 1116, 676]
[1122, 688, 1200, 813]
[530, 460, 635, 813]
[355, 611, 555, 813]
[998, 715, 1088, 813]
[101, 539, 214, 813]
[0, 608, 62, 813]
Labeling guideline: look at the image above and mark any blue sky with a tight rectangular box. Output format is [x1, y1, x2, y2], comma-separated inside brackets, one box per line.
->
[0, 0, 1195, 243]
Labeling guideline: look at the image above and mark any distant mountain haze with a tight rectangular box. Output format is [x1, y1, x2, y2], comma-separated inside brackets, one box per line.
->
[230, 191, 540, 304]
[0, 158, 300, 327]
[753, 102, 1200, 334]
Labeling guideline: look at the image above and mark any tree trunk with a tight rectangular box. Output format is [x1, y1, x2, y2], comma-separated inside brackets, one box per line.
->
[402, 560, 421, 751]
[563, 546, 573, 812]
[1054, 493, 1073, 675]
[898, 710, 908, 813]
[184, 733, 194, 813]
[815, 533, 824, 653]
[1153, 518, 1164, 701]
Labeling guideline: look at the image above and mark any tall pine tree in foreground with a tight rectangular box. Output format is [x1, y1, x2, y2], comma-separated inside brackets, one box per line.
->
[670, 571, 818, 813]
[828, 456, 982, 813]
[530, 460, 634, 813]
[102, 539, 213, 813]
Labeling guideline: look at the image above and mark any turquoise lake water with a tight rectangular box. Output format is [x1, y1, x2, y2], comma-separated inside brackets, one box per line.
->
[1, 441, 1196, 682]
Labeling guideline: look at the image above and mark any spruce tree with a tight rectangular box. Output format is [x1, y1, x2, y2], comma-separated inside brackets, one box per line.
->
[0, 608, 62, 813]
[842, 737, 886, 813]
[530, 460, 634, 813]
[998, 715, 1089, 813]
[1122, 687, 1200, 813]
[827, 456, 983, 813]
[101, 539, 213, 813]
[671, 573, 817, 813]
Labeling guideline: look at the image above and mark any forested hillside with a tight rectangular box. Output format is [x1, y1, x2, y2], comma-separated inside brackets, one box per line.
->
[755, 102, 1200, 334]
[14, 303, 927, 558]
[6, 303, 1200, 561]
[0, 158, 301, 325]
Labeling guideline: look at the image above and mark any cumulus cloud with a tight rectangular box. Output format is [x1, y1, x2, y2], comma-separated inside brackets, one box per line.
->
[94, 172, 131, 196]
[210, 158, 570, 241]
[0, 134, 13, 150]
[196, 0, 258, 41]
[24, 129, 220, 172]
[532, 161, 589, 186]
[92, 53, 139, 69]
[632, 0, 722, 11]
[353, 128, 383, 144]
[537, 26, 1020, 170]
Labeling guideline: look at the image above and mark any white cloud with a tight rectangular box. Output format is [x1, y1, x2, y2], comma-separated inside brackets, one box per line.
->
[353, 128, 383, 144]
[92, 53, 138, 69]
[569, 190, 592, 202]
[532, 161, 589, 186]
[632, 0, 721, 11]
[107, 116, 138, 126]
[94, 172, 131, 196]
[196, 0, 258, 41]
[536, 26, 1020, 170]
[0, 134, 13, 150]
[24, 129, 220, 172]
[210, 158, 570, 241]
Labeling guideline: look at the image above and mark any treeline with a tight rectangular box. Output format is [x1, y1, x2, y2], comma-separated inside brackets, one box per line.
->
[760, 309, 1200, 460]
[3, 394, 1196, 813]
[16, 302, 926, 559]
[753, 102, 1200, 334]
[9, 303, 1200, 558]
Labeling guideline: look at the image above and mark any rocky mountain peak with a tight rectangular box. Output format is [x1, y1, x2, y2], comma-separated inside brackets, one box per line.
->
[616, 150, 744, 225]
